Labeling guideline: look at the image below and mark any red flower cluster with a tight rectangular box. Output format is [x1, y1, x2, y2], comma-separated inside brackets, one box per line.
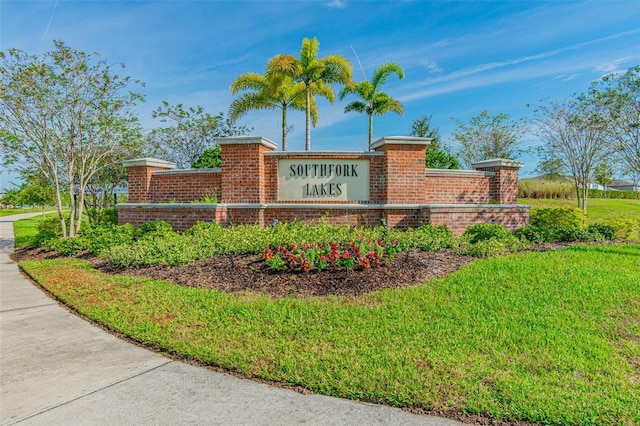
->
[263, 238, 401, 272]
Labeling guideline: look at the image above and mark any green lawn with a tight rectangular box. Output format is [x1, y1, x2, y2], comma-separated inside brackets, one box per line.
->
[19, 245, 640, 425]
[13, 212, 58, 247]
[520, 198, 640, 222]
[0, 207, 53, 217]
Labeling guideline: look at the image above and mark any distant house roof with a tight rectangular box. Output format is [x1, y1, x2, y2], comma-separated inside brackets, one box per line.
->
[520, 174, 571, 182]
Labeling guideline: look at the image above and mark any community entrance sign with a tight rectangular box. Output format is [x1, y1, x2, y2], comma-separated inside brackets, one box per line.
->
[278, 159, 370, 201]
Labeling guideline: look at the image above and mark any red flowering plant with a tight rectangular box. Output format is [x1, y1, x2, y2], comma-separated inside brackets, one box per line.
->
[263, 236, 401, 272]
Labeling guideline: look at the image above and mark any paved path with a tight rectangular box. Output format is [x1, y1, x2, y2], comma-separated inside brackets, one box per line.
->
[0, 213, 460, 425]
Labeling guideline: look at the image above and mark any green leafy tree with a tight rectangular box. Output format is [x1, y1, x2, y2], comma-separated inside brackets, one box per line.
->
[339, 62, 404, 150]
[85, 162, 130, 210]
[590, 65, 640, 175]
[451, 110, 524, 168]
[410, 115, 460, 169]
[20, 173, 56, 215]
[148, 102, 250, 169]
[192, 146, 222, 168]
[269, 37, 353, 150]
[1, 186, 24, 208]
[594, 162, 614, 197]
[0, 41, 144, 236]
[532, 96, 612, 215]
[536, 156, 565, 181]
[229, 69, 314, 151]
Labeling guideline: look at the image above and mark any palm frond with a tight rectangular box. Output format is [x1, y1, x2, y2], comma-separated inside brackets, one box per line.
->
[372, 62, 404, 90]
[228, 93, 277, 123]
[344, 101, 368, 114]
[230, 73, 266, 94]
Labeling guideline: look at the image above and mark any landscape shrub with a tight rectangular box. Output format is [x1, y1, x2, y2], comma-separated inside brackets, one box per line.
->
[397, 225, 454, 251]
[32, 230, 59, 248]
[456, 225, 527, 258]
[134, 219, 174, 239]
[585, 223, 616, 241]
[513, 225, 555, 244]
[530, 207, 585, 229]
[462, 223, 513, 244]
[37, 215, 67, 235]
[599, 216, 640, 241]
[102, 222, 458, 268]
[43, 236, 89, 256]
[86, 207, 118, 226]
[80, 224, 135, 255]
[588, 188, 639, 199]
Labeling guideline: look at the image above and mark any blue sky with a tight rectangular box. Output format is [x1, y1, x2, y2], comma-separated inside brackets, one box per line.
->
[1, 0, 639, 190]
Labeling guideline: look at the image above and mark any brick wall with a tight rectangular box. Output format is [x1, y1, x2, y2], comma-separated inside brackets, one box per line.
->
[151, 170, 221, 203]
[424, 170, 491, 203]
[120, 137, 530, 234]
[426, 206, 530, 235]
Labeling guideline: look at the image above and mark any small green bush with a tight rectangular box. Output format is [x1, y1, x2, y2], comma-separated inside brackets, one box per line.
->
[134, 219, 174, 239]
[43, 236, 89, 256]
[456, 225, 527, 257]
[397, 225, 454, 251]
[80, 224, 135, 255]
[462, 223, 512, 244]
[513, 225, 555, 244]
[32, 230, 59, 248]
[37, 215, 67, 235]
[86, 208, 118, 226]
[600, 216, 640, 241]
[530, 207, 585, 229]
[585, 223, 616, 241]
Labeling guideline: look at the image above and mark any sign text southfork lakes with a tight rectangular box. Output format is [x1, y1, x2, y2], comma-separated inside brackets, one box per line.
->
[278, 159, 370, 201]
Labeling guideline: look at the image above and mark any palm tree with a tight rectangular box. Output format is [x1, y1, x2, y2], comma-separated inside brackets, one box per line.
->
[339, 62, 404, 150]
[269, 37, 353, 151]
[229, 71, 316, 151]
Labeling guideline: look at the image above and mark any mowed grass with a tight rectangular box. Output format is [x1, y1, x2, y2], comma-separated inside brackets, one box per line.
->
[0, 207, 50, 217]
[520, 198, 640, 222]
[20, 244, 640, 425]
[12, 213, 58, 247]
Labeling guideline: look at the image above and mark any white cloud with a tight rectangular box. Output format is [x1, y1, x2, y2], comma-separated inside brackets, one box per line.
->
[593, 56, 634, 74]
[555, 74, 579, 82]
[421, 60, 442, 73]
[326, 0, 346, 9]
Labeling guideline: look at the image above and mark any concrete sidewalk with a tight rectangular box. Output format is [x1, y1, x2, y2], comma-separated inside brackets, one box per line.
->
[0, 213, 460, 425]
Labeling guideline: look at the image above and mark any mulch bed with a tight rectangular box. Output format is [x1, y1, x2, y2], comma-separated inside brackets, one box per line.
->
[11, 241, 581, 299]
[12, 246, 479, 298]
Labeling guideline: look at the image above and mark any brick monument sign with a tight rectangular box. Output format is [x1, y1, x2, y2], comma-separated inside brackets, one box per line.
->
[118, 136, 530, 235]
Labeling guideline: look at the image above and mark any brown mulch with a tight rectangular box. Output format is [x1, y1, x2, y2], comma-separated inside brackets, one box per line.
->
[12, 246, 478, 298]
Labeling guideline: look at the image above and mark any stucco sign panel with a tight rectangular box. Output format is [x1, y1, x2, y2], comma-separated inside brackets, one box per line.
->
[278, 159, 370, 201]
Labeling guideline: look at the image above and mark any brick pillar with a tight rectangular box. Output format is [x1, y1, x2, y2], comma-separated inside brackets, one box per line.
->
[471, 159, 524, 204]
[123, 158, 175, 203]
[371, 136, 431, 204]
[218, 136, 277, 203]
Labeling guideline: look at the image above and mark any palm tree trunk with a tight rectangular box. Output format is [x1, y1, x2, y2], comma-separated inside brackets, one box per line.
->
[368, 113, 373, 151]
[282, 106, 287, 151]
[305, 86, 311, 151]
